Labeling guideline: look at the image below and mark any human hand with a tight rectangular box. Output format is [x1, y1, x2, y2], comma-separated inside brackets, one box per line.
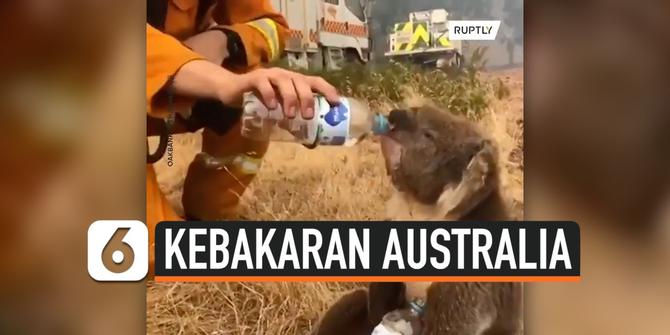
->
[218, 67, 340, 119]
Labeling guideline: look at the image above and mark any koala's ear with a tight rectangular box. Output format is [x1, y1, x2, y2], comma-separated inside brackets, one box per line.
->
[311, 289, 372, 335]
[388, 109, 413, 129]
[368, 282, 407, 325]
[436, 139, 498, 219]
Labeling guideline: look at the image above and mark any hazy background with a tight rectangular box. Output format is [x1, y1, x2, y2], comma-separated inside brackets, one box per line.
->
[525, 0, 670, 334]
[0, 1, 145, 334]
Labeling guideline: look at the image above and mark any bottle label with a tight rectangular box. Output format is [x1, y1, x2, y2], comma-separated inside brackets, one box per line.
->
[316, 97, 350, 145]
[281, 118, 317, 145]
[242, 93, 319, 145]
[241, 93, 351, 146]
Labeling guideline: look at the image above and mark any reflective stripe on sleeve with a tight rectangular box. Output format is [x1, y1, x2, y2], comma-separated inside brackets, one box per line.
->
[246, 18, 280, 61]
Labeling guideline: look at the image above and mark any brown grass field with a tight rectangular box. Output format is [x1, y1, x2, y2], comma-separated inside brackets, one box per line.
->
[147, 67, 524, 335]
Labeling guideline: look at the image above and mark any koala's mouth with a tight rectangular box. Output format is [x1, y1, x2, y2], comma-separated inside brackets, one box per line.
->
[381, 109, 413, 174]
[380, 135, 402, 174]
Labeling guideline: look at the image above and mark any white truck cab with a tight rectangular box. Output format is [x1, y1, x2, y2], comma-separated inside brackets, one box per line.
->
[271, 0, 372, 70]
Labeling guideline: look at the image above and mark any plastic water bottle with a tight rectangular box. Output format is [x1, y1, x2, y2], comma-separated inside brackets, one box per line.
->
[371, 300, 424, 335]
[240, 92, 389, 147]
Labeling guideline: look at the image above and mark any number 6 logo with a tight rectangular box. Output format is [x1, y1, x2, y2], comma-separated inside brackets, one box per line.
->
[87, 220, 148, 281]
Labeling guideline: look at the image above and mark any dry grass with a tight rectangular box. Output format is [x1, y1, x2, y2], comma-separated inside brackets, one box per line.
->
[147, 282, 363, 335]
[147, 68, 524, 335]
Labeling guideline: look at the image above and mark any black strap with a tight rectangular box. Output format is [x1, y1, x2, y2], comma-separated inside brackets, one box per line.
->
[146, 122, 169, 164]
[147, 76, 176, 163]
[189, 99, 244, 135]
[209, 26, 248, 68]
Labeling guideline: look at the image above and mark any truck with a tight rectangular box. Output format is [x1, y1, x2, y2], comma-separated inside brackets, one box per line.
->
[270, 0, 372, 71]
[384, 9, 464, 68]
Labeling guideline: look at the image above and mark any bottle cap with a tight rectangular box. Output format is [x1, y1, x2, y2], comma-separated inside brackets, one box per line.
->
[409, 299, 425, 316]
[373, 114, 390, 135]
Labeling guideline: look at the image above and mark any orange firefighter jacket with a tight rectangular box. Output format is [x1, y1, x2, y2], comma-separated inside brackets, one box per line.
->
[146, 0, 288, 275]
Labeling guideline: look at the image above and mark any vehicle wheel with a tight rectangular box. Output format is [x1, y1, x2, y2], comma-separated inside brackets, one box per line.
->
[344, 48, 364, 65]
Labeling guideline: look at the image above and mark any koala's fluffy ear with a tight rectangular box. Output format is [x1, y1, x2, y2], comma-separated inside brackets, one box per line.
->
[436, 139, 498, 219]
[310, 289, 372, 335]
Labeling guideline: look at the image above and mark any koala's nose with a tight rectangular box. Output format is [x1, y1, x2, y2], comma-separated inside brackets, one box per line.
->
[388, 109, 412, 129]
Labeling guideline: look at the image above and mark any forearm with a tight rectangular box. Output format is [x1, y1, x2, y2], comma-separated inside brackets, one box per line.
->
[170, 59, 231, 99]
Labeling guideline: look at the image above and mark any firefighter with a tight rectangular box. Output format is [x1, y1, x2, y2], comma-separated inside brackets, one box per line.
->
[147, 0, 339, 272]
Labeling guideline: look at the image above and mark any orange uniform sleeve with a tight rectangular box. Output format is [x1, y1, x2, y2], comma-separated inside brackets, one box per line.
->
[212, 0, 289, 68]
[146, 24, 204, 118]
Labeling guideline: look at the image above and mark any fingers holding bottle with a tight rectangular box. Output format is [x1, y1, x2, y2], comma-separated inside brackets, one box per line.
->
[236, 68, 340, 119]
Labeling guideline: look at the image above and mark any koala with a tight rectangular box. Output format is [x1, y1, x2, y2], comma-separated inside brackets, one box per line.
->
[380, 105, 508, 221]
[311, 105, 522, 335]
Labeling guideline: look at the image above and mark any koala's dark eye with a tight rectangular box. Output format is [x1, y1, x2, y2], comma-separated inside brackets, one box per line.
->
[423, 130, 435, 140]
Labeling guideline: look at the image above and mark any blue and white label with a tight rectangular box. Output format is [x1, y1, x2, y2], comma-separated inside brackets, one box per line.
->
[324, 102, 349, 127]
[317, 97, 350, 146]
[242, 93, 353, 146]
